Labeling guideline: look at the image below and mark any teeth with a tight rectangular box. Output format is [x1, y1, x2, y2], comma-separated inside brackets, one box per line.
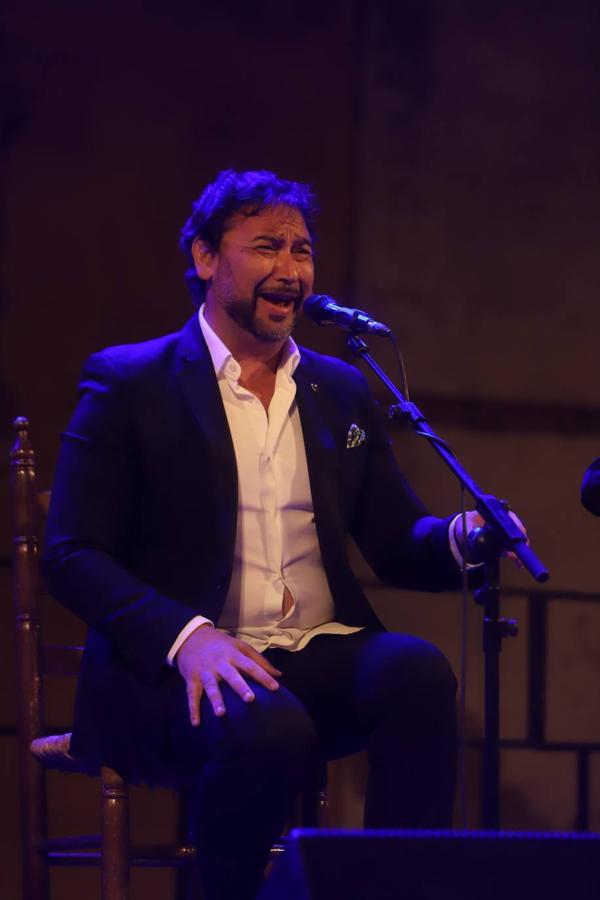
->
[262, 295, 292, 306]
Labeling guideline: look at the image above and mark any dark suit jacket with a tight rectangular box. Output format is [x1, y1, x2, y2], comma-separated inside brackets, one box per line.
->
[43, 315, 461, 779]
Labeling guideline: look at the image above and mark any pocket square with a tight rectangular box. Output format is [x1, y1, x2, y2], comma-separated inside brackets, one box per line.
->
[346, 423, 366, 448]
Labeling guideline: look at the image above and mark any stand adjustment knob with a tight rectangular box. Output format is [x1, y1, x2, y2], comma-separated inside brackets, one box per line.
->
[482, 616, 519, 650]
[474, 585, 500, 606]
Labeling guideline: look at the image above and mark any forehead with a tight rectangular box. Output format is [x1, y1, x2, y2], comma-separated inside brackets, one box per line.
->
[223, 205, 311, 243]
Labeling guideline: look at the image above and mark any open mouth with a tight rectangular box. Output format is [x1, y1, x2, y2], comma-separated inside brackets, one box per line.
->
[258, 292, 299, 312]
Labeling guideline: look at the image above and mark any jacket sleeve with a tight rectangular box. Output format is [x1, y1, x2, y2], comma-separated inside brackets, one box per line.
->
[348, 370, 462, 592]
[42, 352, 198, 684]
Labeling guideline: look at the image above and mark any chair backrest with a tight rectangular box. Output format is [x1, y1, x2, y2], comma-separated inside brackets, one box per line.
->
[10, 416, 86, 899]
[10, 416, 84, 736]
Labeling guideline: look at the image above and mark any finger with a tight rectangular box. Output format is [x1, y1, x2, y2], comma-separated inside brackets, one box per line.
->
[508, 510, 529, 543]
[200, 676, 227, 717]
[235, 657, 280, 692]
[238, 643, 282, 677]
[455, 510, 484, 546]
[186, 678, 203, 728]
[218, 665, 257, 702]
[504, 550, 522, 562]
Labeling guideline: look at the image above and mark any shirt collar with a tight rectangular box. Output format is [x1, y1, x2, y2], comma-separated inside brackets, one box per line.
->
[198, 305, 301, 381]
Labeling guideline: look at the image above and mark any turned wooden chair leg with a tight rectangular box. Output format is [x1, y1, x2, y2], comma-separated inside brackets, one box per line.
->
[20, 753, 50, 900]
[101, 767, 129, 900]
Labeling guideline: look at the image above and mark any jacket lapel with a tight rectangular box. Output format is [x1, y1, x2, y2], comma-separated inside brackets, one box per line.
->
[294, 354, 341, 533]
[174, 316, 238, 559]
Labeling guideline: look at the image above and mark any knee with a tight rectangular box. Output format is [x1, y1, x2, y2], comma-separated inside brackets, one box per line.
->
[250, 692, 317, 770]
[411, 639, 457, 700]
[371, 634, 457, 706]
[212, 686, 317, 773]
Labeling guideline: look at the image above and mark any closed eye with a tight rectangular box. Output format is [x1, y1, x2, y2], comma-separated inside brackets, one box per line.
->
[293, 247, 313, 259]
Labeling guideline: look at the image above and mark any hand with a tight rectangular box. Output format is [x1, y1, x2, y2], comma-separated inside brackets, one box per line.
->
[176, 625, 281, 726]
[454, 509, 528, 565]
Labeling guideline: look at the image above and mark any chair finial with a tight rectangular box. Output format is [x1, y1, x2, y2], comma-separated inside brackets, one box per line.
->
[10, 416, 34, 465]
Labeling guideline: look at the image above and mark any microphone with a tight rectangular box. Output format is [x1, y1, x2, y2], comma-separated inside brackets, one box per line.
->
[581, 459, 600, 516]
[303, 294, 392, 336]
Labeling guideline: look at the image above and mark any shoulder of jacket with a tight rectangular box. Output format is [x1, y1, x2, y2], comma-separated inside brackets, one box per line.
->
[298, 344, 366, 386]
[84, 328, 183, 381]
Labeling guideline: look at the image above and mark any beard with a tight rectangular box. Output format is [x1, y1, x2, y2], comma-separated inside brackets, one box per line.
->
[224, 290, 302, 343]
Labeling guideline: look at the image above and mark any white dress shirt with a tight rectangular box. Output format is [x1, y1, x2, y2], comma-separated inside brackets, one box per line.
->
[167, 307, 361, 663]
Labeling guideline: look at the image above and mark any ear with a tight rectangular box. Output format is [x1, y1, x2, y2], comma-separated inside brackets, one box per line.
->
[191, 238, 218, 280]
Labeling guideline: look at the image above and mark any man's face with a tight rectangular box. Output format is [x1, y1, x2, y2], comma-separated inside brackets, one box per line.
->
[196, 205, 314, 344]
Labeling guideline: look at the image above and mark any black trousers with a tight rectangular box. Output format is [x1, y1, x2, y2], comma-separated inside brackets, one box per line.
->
[162, 630, 457, 900]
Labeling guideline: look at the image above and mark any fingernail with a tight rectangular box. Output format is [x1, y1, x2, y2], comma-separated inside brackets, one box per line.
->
[243, 691, 255, 702]
[216, 706, 226, 716]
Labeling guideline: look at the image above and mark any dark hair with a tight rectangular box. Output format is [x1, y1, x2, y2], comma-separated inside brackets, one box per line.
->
[179, 168, 318, 307]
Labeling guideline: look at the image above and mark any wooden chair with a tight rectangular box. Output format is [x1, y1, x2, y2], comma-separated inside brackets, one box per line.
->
[10, 416, 327, 900]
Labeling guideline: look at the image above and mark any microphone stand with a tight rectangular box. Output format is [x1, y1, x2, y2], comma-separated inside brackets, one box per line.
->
[346, 334, 549, 830]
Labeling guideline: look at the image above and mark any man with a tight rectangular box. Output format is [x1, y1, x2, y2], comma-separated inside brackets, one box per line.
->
[44, 169, 479, 900]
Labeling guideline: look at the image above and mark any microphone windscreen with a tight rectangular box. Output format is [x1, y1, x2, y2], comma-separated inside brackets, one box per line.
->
[302, 294, 331, 323]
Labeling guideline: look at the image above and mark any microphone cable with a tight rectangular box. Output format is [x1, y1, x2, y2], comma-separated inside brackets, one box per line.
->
[388, 332, 411, 401]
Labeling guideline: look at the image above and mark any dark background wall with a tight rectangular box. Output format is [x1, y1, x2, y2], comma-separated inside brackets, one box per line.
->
[1, 2, 599, 897]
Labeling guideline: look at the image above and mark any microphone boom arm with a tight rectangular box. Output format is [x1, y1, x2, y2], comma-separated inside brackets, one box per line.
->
[346, 334, 549, 582]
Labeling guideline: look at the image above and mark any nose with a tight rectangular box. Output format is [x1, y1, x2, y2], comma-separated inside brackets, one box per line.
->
[273, 249, 299, 283]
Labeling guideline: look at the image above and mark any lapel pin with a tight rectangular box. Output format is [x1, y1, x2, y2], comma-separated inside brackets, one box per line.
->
[310, 382, 319, 392]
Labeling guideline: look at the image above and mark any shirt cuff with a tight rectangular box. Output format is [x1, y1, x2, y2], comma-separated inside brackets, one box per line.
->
[448, 514, 482, 570]
[167, 616, 215, 667]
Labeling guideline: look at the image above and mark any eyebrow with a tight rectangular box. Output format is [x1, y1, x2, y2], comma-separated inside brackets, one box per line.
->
[250, 234, 312, 247]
